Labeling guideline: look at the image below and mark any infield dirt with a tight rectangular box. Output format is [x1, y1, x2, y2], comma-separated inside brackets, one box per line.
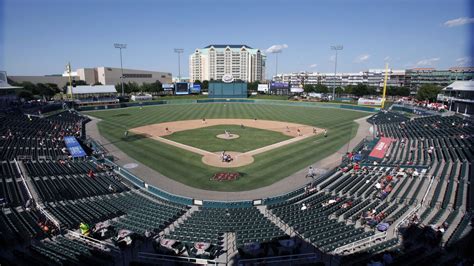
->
[130, 119, 323, 168]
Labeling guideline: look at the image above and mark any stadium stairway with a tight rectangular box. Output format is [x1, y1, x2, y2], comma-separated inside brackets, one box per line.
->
[256, 205, 298, 237]
[16, 160, 41, 202]
[160, 205, 199, 236]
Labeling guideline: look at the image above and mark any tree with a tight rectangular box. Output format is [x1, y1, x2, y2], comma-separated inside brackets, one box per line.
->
[366, 86, 378, 96]
[314, 84, 329, 93]
[201, 80, 209, 92]
[303, 84, 315, 93]
[387, 86, 410, 97]
[93, 81, 103, 85]
[335, 87, 343, 95]
[344, 85, 354, 95]
[416, 84, 441, 101]
[16, 89, 34, 100]
[247, 81, 259, 92]
[351, 84, 369, 97]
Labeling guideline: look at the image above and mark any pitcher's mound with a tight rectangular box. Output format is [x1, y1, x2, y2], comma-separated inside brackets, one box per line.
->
[202, 151, 254, 168]
[216, 134, 240, 140]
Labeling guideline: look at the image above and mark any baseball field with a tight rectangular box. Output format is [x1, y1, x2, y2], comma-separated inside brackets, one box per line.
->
[87, 103, 368, 191]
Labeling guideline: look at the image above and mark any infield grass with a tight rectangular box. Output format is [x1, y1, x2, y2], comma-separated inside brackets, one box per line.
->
[163, 125, 291, 152]
[87, 103, 368, 191]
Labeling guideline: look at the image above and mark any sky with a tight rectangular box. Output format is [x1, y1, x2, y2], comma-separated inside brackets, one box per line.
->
[0, 0, 473, 78]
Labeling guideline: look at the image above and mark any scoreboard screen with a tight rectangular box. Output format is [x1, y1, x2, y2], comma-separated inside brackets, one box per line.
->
[175, 82, 189, 95]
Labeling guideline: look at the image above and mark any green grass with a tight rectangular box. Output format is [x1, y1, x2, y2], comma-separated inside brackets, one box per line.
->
[248, 95, 289, 100]
[163, 125, 291, 152]
[87, 103, 368, 191]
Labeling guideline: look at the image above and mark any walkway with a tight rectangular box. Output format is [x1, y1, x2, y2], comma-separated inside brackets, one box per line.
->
[85, 115, 372, 201]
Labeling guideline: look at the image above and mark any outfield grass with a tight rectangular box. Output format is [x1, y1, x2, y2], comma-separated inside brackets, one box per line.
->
[164, 125, 291, 152]
[87, 103, 368, 191]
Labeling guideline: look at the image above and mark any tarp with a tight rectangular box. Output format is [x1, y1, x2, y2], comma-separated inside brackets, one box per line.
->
[368, 137, 394, 159]
[64, 136, 87, 157]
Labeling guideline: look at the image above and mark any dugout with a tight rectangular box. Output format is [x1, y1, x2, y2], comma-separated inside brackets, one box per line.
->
[208, 81, 247, 98]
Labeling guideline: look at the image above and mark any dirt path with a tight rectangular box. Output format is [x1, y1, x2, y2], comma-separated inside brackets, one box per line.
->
[130, 119, 323, 168]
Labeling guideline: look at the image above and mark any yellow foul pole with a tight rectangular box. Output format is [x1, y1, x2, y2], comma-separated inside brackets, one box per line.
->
[381, 63, 389, 109]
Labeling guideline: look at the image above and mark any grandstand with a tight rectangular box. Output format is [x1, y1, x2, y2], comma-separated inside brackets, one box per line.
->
[0, 105, 472, 266]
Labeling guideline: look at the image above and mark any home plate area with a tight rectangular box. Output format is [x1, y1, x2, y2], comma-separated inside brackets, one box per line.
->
[210, 172, 240, 181]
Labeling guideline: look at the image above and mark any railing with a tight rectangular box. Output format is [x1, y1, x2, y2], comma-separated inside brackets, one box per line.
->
[394, 205, 421, 235]
[67, 230, 120, 253]
[237, 252, 320, 266]
[101, 158, 193, 205]
[137, 252, 222, 265]
[14, 159, 61, 231]
[333, 231, 387, 254]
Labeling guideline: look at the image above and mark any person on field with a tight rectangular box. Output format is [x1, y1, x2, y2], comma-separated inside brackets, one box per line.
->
[324, 129, 328, 137]
[124, 130, 128, 138]
[307, 166, 315, 178]
[202, 118, 206, 124]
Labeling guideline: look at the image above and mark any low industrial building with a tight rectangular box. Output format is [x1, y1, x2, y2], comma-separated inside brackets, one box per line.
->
[9, 67, 172, 88]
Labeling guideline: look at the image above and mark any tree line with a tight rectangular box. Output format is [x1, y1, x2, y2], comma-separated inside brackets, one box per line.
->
[8, 77, 443, 102]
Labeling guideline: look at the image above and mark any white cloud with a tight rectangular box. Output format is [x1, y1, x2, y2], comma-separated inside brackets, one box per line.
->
[354, 54, 370, 63]
[309, 63, 318, 68]
[456, 57, 472, 66]
[265, 44, 288, 53]
[416, 57, 440, 66]
[384, 56, 391, 61]
[443, 17, 474, 27]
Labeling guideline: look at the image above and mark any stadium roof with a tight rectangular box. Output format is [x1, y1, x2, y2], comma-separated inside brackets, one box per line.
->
[0, 71, 21, 89]
[204, 44, 253, 49]
[442, 80, 474, 92]
[72, 85, 117, 94]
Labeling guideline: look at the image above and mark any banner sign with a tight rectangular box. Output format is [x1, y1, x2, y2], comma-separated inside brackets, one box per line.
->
[368, 137, 394, 159]
[190, 84, 201, 93]
[358, 98, 382, 106]
[162, 83, 174, 91]
[257, 84, 269, 92]
[270, 82, 289, 88]
[64, 136, 87, 157]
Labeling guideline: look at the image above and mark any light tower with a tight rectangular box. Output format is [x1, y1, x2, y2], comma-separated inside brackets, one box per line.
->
[330, 45, 343, 100]
[114, 43, 127, 96]
[274, 50, 282, 77]
[174, 48, 184, 82]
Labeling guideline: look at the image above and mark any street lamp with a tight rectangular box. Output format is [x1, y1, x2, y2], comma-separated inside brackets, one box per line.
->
[114, 43, 127, 96]
[331, 45, 343, 101]
[274, 50, 282, 77]
[174, 48, 184, 82]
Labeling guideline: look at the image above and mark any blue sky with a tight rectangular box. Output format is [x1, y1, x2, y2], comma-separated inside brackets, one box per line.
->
[0, 0, 473, 78]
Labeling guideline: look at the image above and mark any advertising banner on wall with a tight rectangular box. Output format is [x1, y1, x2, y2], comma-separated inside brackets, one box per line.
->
[358, 98, 382, 106]
[162, 83, 174, 91]
[257, 84, 269, 93]
[190, 84, 201, 94]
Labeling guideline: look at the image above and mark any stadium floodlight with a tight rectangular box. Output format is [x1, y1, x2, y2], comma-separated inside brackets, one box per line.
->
[174, 48, 184, 82]
[114, 43, 127, 96]
[274, 50, 282, 77]
[330, 45, 343, 101]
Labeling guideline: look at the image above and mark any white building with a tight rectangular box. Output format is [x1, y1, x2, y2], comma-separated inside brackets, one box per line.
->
[189, 45, 266, 82]
[273, 69, 406, 89]
[64, 67, 172, 86]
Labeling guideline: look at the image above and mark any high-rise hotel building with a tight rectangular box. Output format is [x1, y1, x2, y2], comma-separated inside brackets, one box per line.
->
[189, 45, 266, 82]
